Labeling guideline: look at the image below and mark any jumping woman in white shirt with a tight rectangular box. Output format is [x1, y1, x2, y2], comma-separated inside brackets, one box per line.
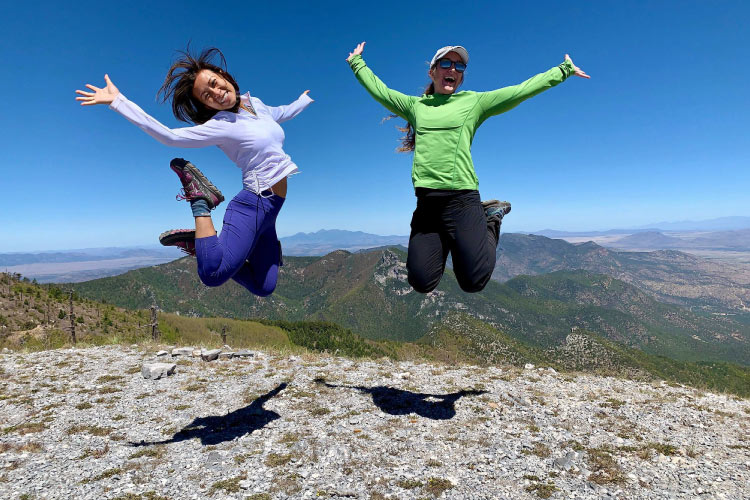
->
[76, 47, 313, 296]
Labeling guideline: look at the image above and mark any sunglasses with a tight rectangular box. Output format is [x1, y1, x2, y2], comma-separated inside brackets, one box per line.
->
[437, 58, 466, 73]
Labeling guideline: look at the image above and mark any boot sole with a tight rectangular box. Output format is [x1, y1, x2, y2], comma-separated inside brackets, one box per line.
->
[159, 229, 196, 247]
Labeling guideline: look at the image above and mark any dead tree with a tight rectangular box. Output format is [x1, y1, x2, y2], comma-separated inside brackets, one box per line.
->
[150, 305, 159, 342]
[221, 325, 227, 345]
[69, 291, 76, 345]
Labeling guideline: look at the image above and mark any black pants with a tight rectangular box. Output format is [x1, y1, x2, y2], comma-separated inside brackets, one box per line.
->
[407, 189, 500, 294]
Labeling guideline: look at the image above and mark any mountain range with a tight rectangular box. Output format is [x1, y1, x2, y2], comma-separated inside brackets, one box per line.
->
[71, 240, 750, 367]
[493, 233, 750, 312]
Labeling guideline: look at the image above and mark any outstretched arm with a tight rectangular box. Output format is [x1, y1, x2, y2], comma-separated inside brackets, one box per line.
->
[477, 54, 589, 121]
[76, 75, 225, 148]
[346, 41, 417, 122]
[266, 90, 315, 123]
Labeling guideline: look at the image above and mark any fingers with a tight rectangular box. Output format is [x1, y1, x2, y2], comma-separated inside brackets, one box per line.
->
[85, 84, 100, 91]
[75, 89, 94, 97]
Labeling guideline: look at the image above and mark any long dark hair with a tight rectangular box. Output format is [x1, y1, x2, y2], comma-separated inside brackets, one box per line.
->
[157, 46, 241, 124]
[392, 81, 435, 152]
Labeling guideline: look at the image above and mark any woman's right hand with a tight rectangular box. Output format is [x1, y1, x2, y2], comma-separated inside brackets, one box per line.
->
[75, 74, 120, 106]
[346, 42, 365, 62]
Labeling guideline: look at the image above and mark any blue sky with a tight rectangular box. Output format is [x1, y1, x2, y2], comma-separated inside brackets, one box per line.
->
[2, 0, 749, 251]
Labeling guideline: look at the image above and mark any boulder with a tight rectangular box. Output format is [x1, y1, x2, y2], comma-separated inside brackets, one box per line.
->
[141, 363, 176, 380]
[201, 349, 221, 362]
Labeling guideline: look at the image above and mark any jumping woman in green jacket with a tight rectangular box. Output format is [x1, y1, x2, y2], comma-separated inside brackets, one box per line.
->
[346, 42, 589, 293]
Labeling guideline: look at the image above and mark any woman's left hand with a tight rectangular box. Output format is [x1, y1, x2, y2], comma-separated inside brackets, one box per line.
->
[302, 90, 314, 101]
[565, 54, 590, 79]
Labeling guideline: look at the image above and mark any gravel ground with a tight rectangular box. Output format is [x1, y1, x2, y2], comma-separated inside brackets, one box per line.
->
[1, 346, 749, 500]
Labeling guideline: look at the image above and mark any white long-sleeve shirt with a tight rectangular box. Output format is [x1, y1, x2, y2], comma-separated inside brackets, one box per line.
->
[109, 91, 313, 193]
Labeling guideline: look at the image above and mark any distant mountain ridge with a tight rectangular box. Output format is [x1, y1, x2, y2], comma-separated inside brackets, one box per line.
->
[494, 233, 750, 312]
[280, 229, 408, 256]
[72, 246, 750, 366]
[533, 215, 750, 236]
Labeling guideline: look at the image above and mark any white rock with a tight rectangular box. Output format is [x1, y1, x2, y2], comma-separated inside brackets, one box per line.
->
[171, 347, 194, 357]
[141, 362, 176, 380]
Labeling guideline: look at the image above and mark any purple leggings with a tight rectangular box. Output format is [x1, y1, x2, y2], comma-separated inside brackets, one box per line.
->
[195, 189, 284, 297]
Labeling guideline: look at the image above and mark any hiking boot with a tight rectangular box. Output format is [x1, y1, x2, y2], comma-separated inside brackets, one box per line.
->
[159, 229, 196, 256]
[481, 199, 511, 219]
[170, 158, 225, 209]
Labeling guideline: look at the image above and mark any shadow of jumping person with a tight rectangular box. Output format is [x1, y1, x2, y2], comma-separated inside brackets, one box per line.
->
[129, 383, 286, 447]
[315, 378, 486, 420]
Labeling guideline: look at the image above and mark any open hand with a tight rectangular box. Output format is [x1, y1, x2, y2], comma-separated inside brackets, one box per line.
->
[347, 42, 365, 62]
[565, 54, 590, 79]
[75, 74, 120, 106]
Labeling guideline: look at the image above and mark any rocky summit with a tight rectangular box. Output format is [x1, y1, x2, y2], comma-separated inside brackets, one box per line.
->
[1, 346, 748, 500]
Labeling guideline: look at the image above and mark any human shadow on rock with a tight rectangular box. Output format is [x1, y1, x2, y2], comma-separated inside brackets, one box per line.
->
[316, 378, 486, 420]
[130, 383, 286, 447]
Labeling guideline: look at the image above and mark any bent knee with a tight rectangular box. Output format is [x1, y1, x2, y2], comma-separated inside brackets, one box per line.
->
[408, 274, 440, 294]
[456, 274, 491, 293]
[198, 271, 230, 288]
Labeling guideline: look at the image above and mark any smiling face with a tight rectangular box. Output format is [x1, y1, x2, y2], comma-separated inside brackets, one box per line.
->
[429, 51, 465, 95]
[192, 69, 238, 111]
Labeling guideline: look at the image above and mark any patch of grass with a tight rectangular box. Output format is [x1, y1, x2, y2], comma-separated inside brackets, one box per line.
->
[209, 475, 244, 494]
[129, 446, 166, 459]
[525, 481, 559, 499]
[66, 424, 111, 436]
[278, 432, 300, 446]
[75, 402, 93, 410]
[3, 422, 46, 435]
[586, 447, 625, 485]
[424, 477, 453, 497]
[98, 386, 121, 394]
[81, 467, 122, 483]
[182, 383, 206, 392]
[265, 453, 293, 467]
[396, 479, 423, 489]
[234, 451, 260, 464]
[1, 441, 44, 453]
[600, 398, 626, 409]
[111, 492, 171, 500]
[173, 404, 191, 411]
[245, 494, 271, 500]
[76, 444, 109, 459]
[96, 375, 124, 383]
[426, 458, 442, 467]
[646, 442, 678, 456]
[530, 442, 551, 458]
[310, 407, 330, 416]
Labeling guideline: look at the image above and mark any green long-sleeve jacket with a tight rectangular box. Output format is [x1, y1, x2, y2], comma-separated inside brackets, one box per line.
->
[348, 54, 576, 190]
